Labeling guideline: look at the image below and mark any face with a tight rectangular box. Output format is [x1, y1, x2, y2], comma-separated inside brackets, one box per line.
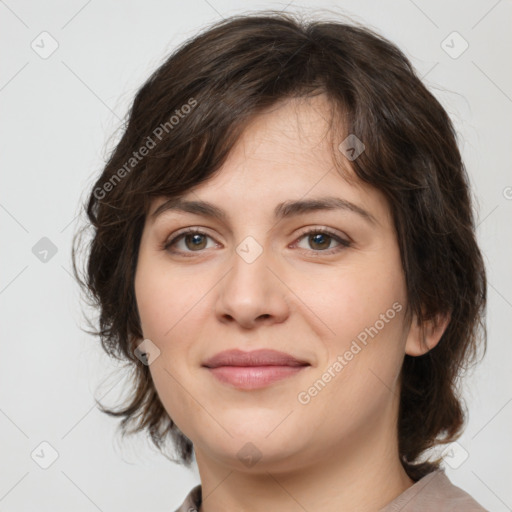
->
[134, 95, 413, 473]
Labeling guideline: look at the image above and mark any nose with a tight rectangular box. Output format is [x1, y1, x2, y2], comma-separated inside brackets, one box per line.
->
[213, 242, 290, 330]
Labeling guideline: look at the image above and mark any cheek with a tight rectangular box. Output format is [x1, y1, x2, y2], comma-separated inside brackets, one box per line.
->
[134, 251, 207, 394]
[321, 260, 406, 342]
[315, 246, 408, 387]
[135, 254, 199, 340]
[135, 259, 203, 434]
[302, 280, 407, 435]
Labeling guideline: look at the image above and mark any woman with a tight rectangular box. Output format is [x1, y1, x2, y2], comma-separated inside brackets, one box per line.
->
[73, 10, 488, 511]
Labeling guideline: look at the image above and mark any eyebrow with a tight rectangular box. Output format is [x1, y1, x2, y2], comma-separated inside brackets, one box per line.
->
[151, 196, 377, 225]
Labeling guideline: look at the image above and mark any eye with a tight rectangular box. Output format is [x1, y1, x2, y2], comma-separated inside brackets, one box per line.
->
[163, 228, 217, 255]
[293, 228, 351, 255]
[163, 227, 351, 256]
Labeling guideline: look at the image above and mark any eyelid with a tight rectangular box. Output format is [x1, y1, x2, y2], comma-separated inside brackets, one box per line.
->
[162, 227, 219, 250]
[162, 225, 352, 256]
[291, 227, 352, 255]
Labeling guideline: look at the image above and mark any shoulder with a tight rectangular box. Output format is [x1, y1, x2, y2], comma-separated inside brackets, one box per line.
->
[379, 469, 488, 512]
[173, 484, 202, 512]
[175, 472, 488, 512]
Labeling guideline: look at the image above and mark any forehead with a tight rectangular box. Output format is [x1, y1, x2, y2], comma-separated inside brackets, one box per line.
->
[148, 95, 391, 225]
[233, 95, 342, 167]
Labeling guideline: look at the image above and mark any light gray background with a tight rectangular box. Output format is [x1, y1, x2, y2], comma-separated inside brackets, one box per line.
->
[1, 1, 511, 511]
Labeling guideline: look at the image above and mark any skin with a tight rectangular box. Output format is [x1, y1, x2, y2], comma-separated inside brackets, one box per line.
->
[134, 95, 448, 512]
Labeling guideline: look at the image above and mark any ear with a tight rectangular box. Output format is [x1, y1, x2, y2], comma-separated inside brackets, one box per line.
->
[405, 310, 451, 357]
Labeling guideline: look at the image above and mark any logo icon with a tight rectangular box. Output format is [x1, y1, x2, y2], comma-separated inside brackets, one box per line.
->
[441, 441, 469, 469]
[31, 441, 59, 469]
[31, 31, 59, 59]
[32, 237, 58, 263]
[441, 32, 469, 59]
[236, 236, 263, 264]
[237, 442, 263, 468]
[134, 339, 161, 365]
[338, 134, 365, 161]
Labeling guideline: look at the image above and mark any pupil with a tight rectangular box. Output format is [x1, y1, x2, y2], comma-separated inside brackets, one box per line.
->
[311, 233, 329, 249]
[187, 234, 206, 250]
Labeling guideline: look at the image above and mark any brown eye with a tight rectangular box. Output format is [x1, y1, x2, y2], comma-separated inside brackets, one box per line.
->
[183, 233, 208, 251]
[163, 227, 351, 257]
[307, 232, 332, 250]
[294, 228, 351, 255]
[164, 229, 216, 254]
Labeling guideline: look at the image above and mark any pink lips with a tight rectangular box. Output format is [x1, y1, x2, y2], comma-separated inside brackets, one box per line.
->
[202, 349, 310, 390]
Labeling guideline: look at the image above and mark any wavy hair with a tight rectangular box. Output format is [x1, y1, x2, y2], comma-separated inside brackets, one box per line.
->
[72, 10, 486, 481]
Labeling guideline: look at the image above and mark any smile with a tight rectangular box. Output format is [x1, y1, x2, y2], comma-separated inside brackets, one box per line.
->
[202, 349, 311, 390]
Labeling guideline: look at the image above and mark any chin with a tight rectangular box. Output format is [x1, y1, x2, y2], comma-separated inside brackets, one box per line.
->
[209, 440, 305, 474]
[219, 410, 295, 439]
[196, 424, 313, 471]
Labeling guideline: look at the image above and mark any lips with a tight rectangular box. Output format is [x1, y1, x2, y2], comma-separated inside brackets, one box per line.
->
[202, 349, 310, 368]
[202, 349, 310, 390]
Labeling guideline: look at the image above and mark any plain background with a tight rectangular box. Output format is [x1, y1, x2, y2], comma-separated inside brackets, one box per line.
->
[1, 0, 511, 510]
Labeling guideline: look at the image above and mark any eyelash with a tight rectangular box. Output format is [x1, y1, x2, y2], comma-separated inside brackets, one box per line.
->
[162, 227, 351, 257]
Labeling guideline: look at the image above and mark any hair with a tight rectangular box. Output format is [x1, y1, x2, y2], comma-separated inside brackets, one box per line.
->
[72, 10, 487, 481]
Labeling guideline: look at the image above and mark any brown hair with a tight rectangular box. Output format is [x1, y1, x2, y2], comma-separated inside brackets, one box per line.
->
[72, 10, 486, 481]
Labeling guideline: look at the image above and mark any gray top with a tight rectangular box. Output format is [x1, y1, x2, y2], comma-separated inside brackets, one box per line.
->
[174, 469, 488, 511]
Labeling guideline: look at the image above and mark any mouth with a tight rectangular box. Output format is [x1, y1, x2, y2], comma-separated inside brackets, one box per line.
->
[202, 349, 310, 390]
